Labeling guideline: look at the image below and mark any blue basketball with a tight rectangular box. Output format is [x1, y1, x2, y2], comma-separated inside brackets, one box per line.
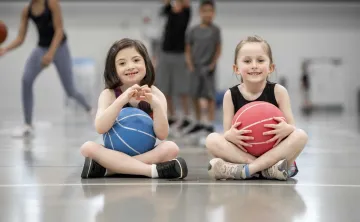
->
[103, 107, 156, 156]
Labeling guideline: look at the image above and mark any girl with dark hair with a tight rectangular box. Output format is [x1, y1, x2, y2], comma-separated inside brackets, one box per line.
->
[80, 38, 188, 180]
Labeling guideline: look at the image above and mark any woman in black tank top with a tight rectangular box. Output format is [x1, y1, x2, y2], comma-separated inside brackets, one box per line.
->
[206, 35, 308, 181]
[0, 0, 92, 137]
[28, 0, 67, 48]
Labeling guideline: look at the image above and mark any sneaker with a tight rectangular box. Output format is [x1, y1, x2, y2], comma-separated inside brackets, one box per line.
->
[288, 161, 299, 177]
[261, 159, 288, 181]
[12, 125, 34, 138]
[184, 123, 204, 135]
[156, 157, 188, 179]
[177, 118, 191, 131]
[208, 158, 245, 180]
[168, 117, 177, 127]
[81, 157, 106, 178]
[204, 125, 215, 133]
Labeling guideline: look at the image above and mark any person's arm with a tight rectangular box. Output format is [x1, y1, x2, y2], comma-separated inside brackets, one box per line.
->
[150, 86, 169, 140]
[183, 0, 191, 23]
[209, 27, 222, 70]
[185, 44, 194, 72]
[161, 0, 172, 15]
[275, 84, 296, 127]
[182, 0, 191, 8]
[3, 6, 29, 52]
[47, 0, 65, 56]
[185, 29, 194, 72]
[94, 89, 129, 134]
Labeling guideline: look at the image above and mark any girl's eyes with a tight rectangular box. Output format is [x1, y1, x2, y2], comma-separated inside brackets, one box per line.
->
[243, 59, 265, 63]
[118, 58, 142, 66]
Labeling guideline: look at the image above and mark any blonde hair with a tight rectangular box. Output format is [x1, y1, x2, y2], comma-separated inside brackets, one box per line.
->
[234, 35, 274, 65]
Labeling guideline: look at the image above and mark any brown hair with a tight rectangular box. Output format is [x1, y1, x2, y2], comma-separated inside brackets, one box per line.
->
[103, 38, 155, 89]
[234, 35, 274, 65]
[200, 0, 215, 8]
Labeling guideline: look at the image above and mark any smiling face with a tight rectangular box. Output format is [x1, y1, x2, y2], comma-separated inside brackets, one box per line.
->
[233, 42, 274, 84]
[103, 38, 155, 90]
[114, 47, 147, 87]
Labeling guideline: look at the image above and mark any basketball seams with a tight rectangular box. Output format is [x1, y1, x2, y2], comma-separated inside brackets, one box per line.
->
[234, 103, 267, 124]
[115, 120, 157, 140]
[105, 107, 156, 155]
[241, 116, 285, 130]
[241, 116, 285, 145]
[117, 113, 152, 122]
[111, 127, 141, 155]
[106, 133, 115, 150]
[232, 102, 286, 156]
[249, 141, 272, 145]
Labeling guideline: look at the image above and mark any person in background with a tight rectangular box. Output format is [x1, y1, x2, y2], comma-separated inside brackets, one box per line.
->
[155, 0, 192, 133]
[140, 10, 165, 69]
[300, 60, 312, 114]
[184, 0, 221, 138]
[0, 0, 92, 138]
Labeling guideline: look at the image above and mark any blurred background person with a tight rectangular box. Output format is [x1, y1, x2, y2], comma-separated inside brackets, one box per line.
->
[0, 0, 92, 138]
[300, 60, 311, 114]
[184, 0, 221, 141]
[140, 9, 165, 69]
[155, 0, 192, 134]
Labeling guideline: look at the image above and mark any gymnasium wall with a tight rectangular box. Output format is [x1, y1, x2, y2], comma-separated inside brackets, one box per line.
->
[0, 1, 359, 120]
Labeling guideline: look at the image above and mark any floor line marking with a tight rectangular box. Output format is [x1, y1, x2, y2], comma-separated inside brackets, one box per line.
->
[0, 182, 359, 188]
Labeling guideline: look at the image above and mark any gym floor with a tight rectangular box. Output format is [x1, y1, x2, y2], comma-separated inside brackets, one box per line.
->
[1, 109, 360, 222]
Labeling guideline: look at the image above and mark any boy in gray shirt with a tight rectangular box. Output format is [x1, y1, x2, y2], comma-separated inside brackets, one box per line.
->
[185, 0, 221, 135]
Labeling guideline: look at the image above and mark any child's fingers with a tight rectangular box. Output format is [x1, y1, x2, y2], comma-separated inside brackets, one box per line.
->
[233, 122, 242, 128]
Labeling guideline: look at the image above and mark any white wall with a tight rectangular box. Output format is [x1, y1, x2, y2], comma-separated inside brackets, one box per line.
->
[0, 1, 359, 119]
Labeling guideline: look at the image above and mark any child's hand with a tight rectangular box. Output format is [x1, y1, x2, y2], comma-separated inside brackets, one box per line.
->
[123, 84, 142, 101]
[137, 85, 161, 109]
[224, 122, 254, 152]
[41, 52, 54, 68]
[263, 117, 295, 147]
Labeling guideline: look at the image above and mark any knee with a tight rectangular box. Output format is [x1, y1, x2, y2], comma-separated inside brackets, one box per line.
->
[205, 132, 221, 153]
[293, 129, 308, 145]
[80, 141, 99, 158]
[167, 141, 180, 158]
[160, 141, 179, 159]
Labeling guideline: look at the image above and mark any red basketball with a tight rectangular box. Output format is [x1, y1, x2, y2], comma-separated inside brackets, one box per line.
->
[0, 21, 8, 44]
[231, 101, 286, 157]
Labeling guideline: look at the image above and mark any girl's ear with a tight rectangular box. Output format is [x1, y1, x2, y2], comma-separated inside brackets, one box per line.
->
[233, 64, 240, 74]
[269, 63, 275, 73]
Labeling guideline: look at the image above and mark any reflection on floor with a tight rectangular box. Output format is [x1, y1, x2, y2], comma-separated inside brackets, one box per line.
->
[0, 109, 360, 222]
